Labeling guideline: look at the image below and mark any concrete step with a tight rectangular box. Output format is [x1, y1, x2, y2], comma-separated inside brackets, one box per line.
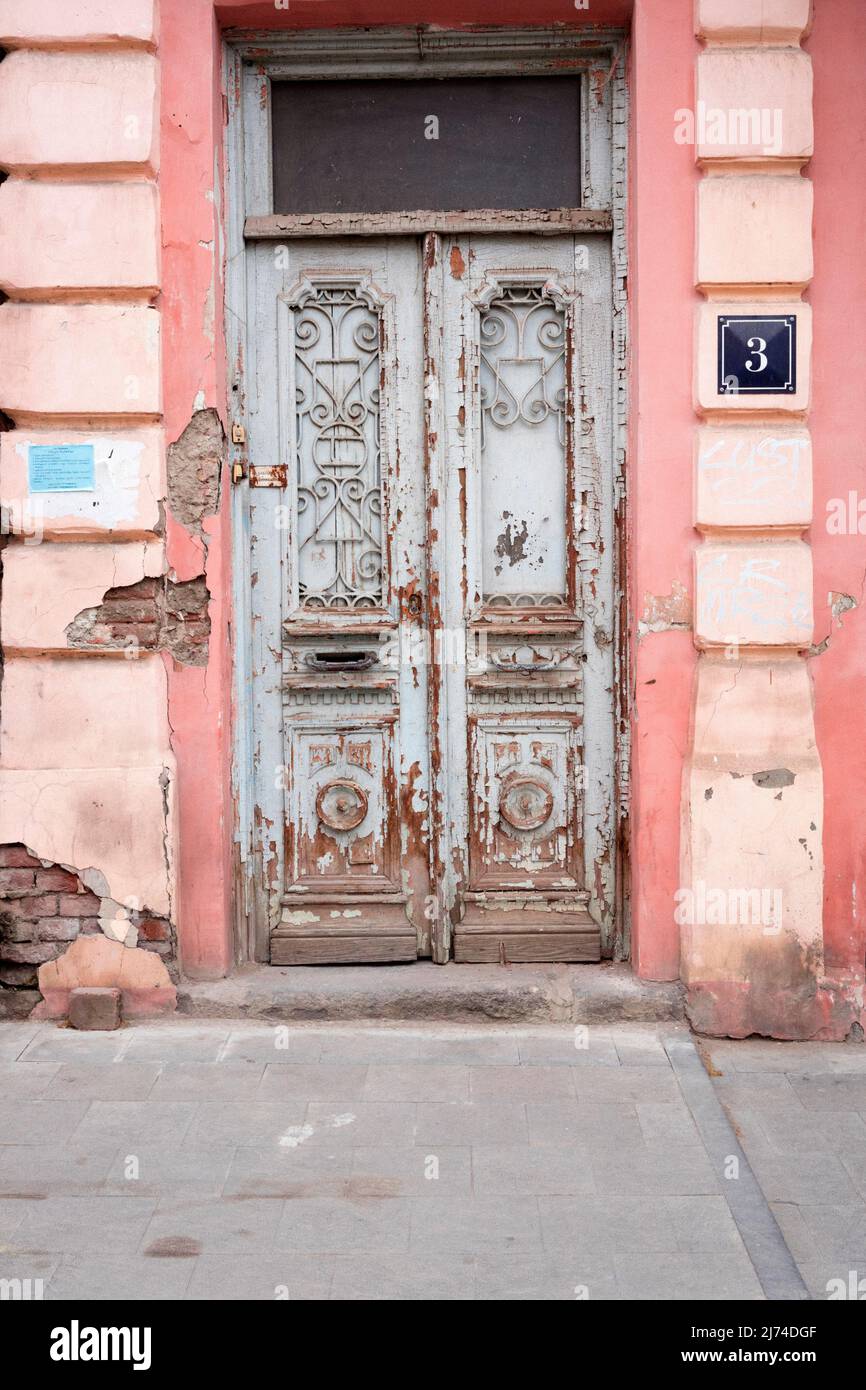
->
[177, 961, 684, 1025]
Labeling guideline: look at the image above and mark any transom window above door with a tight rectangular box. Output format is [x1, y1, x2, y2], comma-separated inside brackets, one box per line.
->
[270, 76, 582, 215]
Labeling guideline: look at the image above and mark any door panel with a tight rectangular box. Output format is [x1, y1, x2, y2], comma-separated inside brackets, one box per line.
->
[248, 239, 430, 964]
[431, 234, 616, 963]
[477, 282, 570, 604]
[471, 722, 582, 887]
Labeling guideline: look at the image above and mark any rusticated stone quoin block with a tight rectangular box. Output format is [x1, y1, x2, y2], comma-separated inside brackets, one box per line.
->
[0, 539, 164, 653]
[695, 48, 813, 163]
[0, 51, 158, 173]
[0, 657, 170, 771]
[0, 182, 160, 297]
[694, 539, 813, 647]
[695, 301, 811, 415]
[696, 175, 813, 289]
[694, 425, 812, 530]
[695, 0, 813, 45]
[68, 986, 122, 1031]
[682, 656, 825, 1039]
[0, 304, 161, 418]
[0, 768, 175, 920]
[0, 427, 165, 539]
[0, 0, 157, 48]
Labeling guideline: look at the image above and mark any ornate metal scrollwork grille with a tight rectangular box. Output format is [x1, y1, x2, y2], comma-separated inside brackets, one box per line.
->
[479, 284, 569, 609]
[479, 286, 567, 446]
[293, 286, 384, 609]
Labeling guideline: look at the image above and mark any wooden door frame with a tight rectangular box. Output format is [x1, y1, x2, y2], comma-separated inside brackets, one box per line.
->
[224, 25, 630, 966]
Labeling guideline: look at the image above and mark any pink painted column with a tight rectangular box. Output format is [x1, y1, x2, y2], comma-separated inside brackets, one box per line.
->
[628, 0, 697, 981]
[160, 0, 234, 978]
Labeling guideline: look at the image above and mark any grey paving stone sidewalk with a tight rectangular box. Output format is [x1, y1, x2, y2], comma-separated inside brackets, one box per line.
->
[704, 1036, 866, 1302]
[0, 1017, 815, 1301]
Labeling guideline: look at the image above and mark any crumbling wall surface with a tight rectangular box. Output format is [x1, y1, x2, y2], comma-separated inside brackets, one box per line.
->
[167, 408, 223, 541]
[0, 844, 174, 1019]
[66, 573, 212, 667]
[0, 1, 181, 1018]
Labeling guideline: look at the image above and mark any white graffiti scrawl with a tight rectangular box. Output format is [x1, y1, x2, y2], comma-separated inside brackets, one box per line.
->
[698, 434, 807, 507]
[698, 550, 812, 638]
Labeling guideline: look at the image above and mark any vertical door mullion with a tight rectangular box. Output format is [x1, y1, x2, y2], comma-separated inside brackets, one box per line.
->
[422, 232, 451, 963]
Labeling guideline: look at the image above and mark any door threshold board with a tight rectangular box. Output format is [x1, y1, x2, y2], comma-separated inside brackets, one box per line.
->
[271, 934, 418, 965]
[453, 928, 601, 964]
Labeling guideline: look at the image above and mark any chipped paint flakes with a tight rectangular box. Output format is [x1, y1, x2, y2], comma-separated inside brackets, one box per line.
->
[639, 580, 692, 636]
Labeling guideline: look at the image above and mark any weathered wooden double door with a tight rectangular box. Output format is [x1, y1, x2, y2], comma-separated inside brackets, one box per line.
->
[246, 232, 617, 964]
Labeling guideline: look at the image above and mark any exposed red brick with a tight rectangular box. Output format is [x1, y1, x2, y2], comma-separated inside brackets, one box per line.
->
[0, 846, 176, 1002]
[66, 574, 211, 666]
[0, 962, 38, 987]
[37, 918, 83, 943]
[111, 577, 159, 600]
[0, 846, 42, 869]
[1, 920, 37, 944]
[35, 868, 80, 892]
[2, 942, 64, 964]
[1, 894, 58, 919]
[0, 869, 36, 893]
[58, 893, 102, 917]
[139, 919, 170, 942]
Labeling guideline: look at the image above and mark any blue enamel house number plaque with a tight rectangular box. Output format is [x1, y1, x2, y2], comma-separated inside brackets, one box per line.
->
[717, 314, 797, 396]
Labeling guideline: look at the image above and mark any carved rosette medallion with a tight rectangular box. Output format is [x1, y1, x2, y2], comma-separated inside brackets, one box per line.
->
[316, 780, 369, 832]
[498, 774, 554, 832]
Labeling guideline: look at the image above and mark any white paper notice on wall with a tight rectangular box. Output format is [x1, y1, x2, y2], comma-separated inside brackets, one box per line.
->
[28, 444, 95, 493]
[12, 437, 147, 530]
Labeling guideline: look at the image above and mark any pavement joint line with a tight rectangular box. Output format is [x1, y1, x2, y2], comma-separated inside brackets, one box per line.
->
[664, 1034, 810, 1302]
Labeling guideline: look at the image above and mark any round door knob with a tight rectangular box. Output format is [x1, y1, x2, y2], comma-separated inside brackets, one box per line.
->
[316, 780, 369, 832]
[499, 775, 554, 831]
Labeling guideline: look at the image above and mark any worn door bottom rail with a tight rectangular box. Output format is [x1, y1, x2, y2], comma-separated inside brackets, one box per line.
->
[274, 893, 417, 965]
[453, 892, 601, 964]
